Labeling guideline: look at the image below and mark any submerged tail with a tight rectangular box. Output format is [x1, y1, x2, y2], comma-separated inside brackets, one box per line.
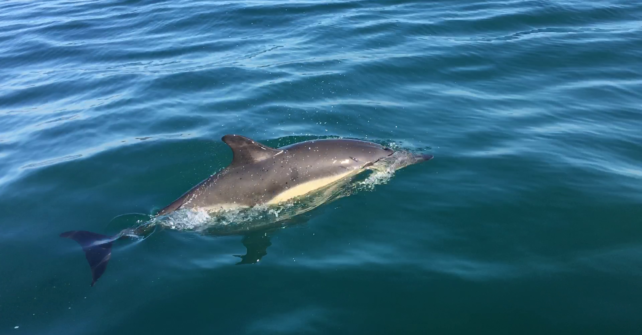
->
[60, 231, 116, 286]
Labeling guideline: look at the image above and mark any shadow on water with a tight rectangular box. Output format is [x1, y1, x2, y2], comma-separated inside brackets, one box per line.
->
[233, 213, 316, 265]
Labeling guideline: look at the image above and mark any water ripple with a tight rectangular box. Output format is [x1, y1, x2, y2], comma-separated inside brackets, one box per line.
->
[1, 0, 642, 333]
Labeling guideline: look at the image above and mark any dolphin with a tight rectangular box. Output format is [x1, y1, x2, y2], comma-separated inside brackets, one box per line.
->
[61, 135, 432, 285]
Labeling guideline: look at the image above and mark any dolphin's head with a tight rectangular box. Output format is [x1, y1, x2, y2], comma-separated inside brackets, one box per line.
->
[355, 145, 395, 164]
[374, 151, 433, 171]
[283, 139, 430, 173]
[334, 140, 395, 169]
[296, 139, 395, 171]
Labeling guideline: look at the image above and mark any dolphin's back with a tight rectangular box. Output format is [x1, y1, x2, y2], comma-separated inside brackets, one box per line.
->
[161, 137, 393, 213]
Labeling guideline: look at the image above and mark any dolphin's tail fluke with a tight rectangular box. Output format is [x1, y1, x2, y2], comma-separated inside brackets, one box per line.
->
[60, 230, 116, 286]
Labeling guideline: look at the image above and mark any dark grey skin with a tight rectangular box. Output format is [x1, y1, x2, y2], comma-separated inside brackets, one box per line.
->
[61, 135, 432, 286]
[158, 134, 395, 214]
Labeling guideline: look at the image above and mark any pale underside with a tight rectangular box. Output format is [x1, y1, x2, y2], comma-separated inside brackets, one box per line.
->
[198, 169, 360, 213]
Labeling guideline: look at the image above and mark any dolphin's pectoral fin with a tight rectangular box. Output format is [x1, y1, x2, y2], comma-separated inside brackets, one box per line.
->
[234, 230, 273, 265]
[222, 134, 282, 166]
[60, 231, 116, 286]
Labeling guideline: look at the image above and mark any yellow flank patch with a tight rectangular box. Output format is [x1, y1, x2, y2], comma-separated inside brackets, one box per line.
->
[266, 170, 359, 205]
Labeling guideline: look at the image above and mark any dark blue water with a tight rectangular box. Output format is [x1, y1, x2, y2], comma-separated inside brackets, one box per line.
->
[1, 0, 642, 334]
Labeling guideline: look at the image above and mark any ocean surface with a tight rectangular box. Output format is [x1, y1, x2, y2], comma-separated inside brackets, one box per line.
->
[1, 0, 641, 334]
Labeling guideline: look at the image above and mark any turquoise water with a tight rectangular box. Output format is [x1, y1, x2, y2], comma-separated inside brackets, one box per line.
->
[2, 0, 642, 333]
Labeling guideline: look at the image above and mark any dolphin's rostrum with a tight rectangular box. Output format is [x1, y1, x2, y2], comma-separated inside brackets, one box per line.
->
[61, 135, 432, 285]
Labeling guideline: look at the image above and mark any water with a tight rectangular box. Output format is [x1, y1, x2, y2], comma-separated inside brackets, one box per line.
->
[1, 0, 641, 333]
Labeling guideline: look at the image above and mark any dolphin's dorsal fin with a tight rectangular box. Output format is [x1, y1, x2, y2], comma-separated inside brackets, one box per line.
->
[222, 135, 281, 166]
